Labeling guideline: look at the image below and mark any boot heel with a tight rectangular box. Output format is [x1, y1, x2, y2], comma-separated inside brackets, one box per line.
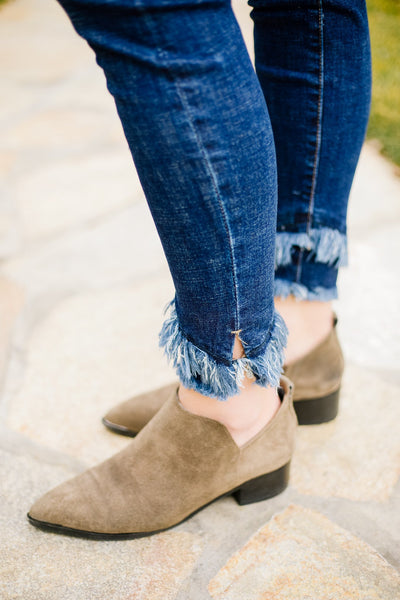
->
[232, 462, 291, 506]
[294, 387, 340, 425]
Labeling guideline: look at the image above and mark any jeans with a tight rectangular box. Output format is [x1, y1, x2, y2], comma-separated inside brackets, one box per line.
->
[55, 0, 371, 399]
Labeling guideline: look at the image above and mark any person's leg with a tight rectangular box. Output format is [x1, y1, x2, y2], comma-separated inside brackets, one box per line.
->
[249, 0, 371, 363]
[27, 0, 297, 538]
[100, 0, 372, 435]
[56, 0, 287, 444]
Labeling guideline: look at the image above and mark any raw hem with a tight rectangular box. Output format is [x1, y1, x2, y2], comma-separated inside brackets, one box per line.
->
[274, 279, 338, 301]
[275, 227, 348, 269]
[159, 299, 288, 401]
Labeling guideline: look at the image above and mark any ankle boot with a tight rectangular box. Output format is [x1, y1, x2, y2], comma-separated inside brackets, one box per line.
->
[28, 377, 297, 539]
[284, 316, 344, 424]
[103, 318, 343, 436]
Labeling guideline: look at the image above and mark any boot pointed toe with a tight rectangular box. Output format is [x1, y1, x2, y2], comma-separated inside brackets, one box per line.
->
[28, 377, 297, 540]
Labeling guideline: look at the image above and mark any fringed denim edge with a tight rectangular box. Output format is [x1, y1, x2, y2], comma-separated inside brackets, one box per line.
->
[275, 227, 348, 269]
[159, 299, 288, 401]
[274, 278, 338, 301]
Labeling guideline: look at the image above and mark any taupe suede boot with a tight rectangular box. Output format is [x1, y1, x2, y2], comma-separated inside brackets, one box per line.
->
[28, 377, 296, 540]
[103, 318, 344, 435]
[284, 316, 344, 424]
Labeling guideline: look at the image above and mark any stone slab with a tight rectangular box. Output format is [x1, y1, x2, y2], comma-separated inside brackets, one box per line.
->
[339, 223, 400, 373]
[0, 148, 22, 258]
[0, 449, 202, 600]
[0, 81, 44, 130]
[0, 0, 92, 84]
[348, 143, 400, 236]
[3, 107, 121, 151]
[208, 504, 400, 600]
[6, 275, 175, 465]
[0, 150, 17, 178]
[0, 206, 21, 259]
[2, 201, 168, 299]
[15, 150, 142, 239]
[0, 277, 24, 383]
[292, 364, 400, 502]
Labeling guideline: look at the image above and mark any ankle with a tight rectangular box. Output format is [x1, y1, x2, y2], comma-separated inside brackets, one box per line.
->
[178, 335, 281, 447]
[178, 378, 281, 447]
[223, 385, 281, 446]
[275, 296, 334, 365]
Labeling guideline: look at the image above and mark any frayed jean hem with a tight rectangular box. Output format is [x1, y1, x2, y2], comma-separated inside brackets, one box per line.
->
[274, 279, 338, 301]
[275, 227, 347, 269]
[159, 299, 288, 401]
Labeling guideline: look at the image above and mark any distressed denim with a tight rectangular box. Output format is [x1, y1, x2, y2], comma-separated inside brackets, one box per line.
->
[55, 0, 371, 399]
[250, 0, 371, 299]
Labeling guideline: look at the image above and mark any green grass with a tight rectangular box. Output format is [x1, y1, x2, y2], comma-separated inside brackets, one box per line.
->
[366, 0, 400, 165]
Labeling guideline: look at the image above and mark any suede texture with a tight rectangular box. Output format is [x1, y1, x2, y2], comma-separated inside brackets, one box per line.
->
[29, 378, 296, 536]
[103, 382, 178, 434]
[284, 319, 344, 401]
[103, 322, 344, 435]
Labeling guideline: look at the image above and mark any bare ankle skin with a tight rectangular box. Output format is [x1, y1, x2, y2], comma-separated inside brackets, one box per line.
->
[274, 296, 334, 366]
[178, 335, 280, 447]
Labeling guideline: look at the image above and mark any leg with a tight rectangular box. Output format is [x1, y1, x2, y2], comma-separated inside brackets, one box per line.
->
[27, 0, 297, 537]
[250, 0, 371, 362]
[101, 0, 372, 434]
[57, 0, 287, 443]
[104, 0, 371, 435]
[60, 0, 284, 387]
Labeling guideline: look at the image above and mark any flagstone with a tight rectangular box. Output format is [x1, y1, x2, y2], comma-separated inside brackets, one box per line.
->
[0, 449, 202, 600]
[6, 276, 175, 465]
[0, 278, 24, 384]
[209, 504, 400, 600]
[292, 364, 400, 502]
[15, 151, 142, 240]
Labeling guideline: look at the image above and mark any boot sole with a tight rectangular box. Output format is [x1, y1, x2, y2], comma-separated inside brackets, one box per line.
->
[294, 388, 340, 425]
[26, 461, 290, 540]
[102, 417, 137, 437]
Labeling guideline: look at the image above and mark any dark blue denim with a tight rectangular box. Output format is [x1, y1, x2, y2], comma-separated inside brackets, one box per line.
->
[249, 0, 371, 299]
[54, 0, 371, 399]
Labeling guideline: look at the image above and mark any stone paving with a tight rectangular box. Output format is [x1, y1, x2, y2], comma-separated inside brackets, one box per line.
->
[1, 0, 400, 598]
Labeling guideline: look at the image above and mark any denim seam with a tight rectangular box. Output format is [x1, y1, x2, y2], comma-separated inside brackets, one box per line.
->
[297, 0, 324, 284]
[173, 80, 240, 335]
[244, 317, 274, 357]
[307, 0, 324, 233]
[144, 11, 243, 353]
